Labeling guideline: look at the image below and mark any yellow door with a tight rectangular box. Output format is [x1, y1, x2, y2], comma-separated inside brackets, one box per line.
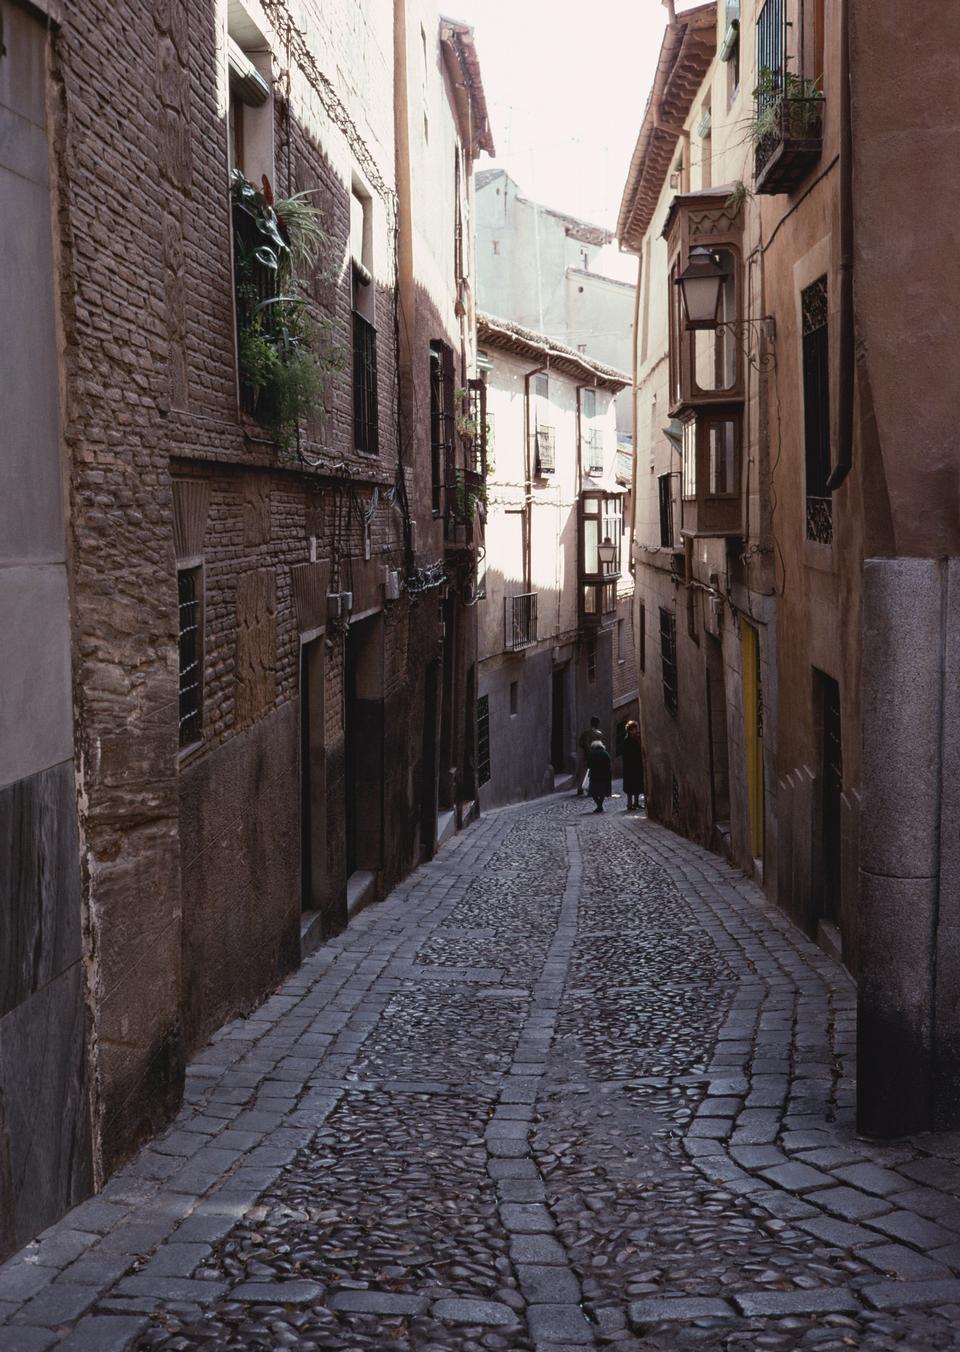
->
[741, 622, 765, 860]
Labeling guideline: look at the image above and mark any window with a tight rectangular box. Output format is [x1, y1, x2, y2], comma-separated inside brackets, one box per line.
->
[178, 566, 203, 748]
[602, 496, 623, 572]
[617, 619, 625, 664]
[802, 276, 832, 543]
[756, 0, 785, 103]
[660, 607, 678, 715]
[430, 340, 454, 512]
[582, 388, 596, 419]
[658, 474, 675, 549]
[723, 0, 741, 105]
[477, 694, 491, 786]
[682, 418, 697, 500]
[639, 603, 646, 672]
[698, 99, 712, 190]
[709, 417, 737, 495]
[509, 680, 518, 716]
[227, 35, 272, 182]
[351, 189, 378, 455]
[492, 239, 500, 255]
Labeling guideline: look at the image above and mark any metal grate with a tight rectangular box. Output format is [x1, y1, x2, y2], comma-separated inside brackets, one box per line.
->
[756, 0, 785, 109]
[802, 276, 832, 543]
[468, 378, 487, 476]
[505, 592, 538, 651]
[178, 566, 203, 748]
[660, 607, 678, 716]
[535, 425, 556, 474]
[353, 311, 379, 455]
[584, 428, 604, 474]
[477, 693, 491, 786]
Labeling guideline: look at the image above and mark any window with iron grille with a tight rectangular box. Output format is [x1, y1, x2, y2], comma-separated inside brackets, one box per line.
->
[430, 341, 455, 513]
[802, 276, 832, 543]
[660, 607, 678, 715]
[477, 693, 491, 786]
[178, 566, 203, 748]
[756, 0, 785, 108]
[468, 378, 487, 476]
[658, 474, 675, 548]
[353, 310, 378, 455]
[584, 428, 604, 474]
[536, 425, 556, 474]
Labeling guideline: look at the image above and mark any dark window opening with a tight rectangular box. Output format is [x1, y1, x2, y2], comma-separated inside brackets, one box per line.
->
[477, 693, 491, 786]
[353, 307, 379, 455]
[178, 566, 203, 748]
[658, 473, 675, 548]
[639, 602, 646, 673]
[660, 607, 678, 715]
[802, 275, 831, 543]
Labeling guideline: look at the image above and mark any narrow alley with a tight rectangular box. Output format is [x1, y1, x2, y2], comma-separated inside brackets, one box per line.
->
[3, 799, 960, 1351]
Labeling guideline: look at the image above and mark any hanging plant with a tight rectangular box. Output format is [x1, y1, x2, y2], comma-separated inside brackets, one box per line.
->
[231, 171, 342, 452]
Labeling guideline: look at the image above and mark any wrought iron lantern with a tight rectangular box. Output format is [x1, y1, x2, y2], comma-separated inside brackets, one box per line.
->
[675, 247, 730, 331]
[597, 536, 618, 571]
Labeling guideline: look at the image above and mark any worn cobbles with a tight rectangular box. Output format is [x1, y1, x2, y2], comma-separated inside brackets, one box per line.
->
[7, 800, 960, 1347]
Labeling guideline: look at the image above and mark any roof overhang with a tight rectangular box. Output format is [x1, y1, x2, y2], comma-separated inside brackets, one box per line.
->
[440, 17, 495, 159]
[477, 313, 629, 391]
[616, 3, 717, 254]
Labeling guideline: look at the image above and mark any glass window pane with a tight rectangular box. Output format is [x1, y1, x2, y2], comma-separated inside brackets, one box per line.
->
[584, 518, 599, 574]
[692, 248, 737, 392]
[583, 497, 599, 515]
[709, 418, 736, 495]
[682, 419, 697, 499]
[583, 584, 597, 614]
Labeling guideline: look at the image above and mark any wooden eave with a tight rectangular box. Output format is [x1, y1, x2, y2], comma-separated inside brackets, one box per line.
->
[616, 3, 717, 254]
[477, 314, 629, 391]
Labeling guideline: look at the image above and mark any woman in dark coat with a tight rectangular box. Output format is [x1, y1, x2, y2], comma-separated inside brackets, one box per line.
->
[622, 719, 644, 811]
[587, 738, 612, 814]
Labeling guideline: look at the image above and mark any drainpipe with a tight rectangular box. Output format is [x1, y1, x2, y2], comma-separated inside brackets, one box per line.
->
[826, 0, 853, 492]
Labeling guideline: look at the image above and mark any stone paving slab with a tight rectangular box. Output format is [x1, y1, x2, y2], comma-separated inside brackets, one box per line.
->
[6, 795, 960, 1347]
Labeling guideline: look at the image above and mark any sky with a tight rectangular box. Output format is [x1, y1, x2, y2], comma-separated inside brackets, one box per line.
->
[457, 0, 671, 245]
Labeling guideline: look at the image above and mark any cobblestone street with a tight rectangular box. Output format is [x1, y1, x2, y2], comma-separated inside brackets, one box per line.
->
[5, 796, 960, 1350]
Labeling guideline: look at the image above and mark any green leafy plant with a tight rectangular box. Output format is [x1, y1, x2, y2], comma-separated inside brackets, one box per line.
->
[750, 69, 823, 147]
[231, 171, 342, 452]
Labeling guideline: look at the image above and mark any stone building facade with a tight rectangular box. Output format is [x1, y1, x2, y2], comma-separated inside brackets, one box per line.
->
[476, 315, 630, 808]
[0, 0, 491, 1255]
[618, 0, 960, 1135]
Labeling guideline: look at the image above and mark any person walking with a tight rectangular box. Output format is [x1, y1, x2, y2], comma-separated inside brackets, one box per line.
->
[622, 719, 644, 811]
[587, 736, 612, 814]
[576, 716, 602, 795]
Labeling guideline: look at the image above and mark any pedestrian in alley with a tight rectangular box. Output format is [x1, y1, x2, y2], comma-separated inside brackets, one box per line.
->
[622, 718, 644, 812]
[587, 736, 612, 813]
[577, 715, 602, 794]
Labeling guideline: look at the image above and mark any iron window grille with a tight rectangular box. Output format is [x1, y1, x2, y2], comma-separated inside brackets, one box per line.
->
[802, 276, 832, 544]
[535, 425, 556, 474]
[353, 310, 379, 455]
[584, 428, 604, 474]
[468, 378, 488, 477]
[505, 592, 538, 651]
[660, 607, 678, 716]
[477, 693, 491, 786]
[178, 566, 203, 748]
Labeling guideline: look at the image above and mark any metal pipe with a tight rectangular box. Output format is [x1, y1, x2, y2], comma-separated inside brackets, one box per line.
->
[827, 0, 853, 492]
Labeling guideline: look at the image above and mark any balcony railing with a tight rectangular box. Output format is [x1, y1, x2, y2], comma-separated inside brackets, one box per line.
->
[754, 90, 824, 195]
[505, 592, 538, 651]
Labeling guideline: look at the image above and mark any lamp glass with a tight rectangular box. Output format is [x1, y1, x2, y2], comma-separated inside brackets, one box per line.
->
[677, 248, 727, 332]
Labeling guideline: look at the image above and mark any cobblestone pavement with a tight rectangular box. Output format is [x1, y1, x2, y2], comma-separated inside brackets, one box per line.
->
[6, 795, 960, 1350]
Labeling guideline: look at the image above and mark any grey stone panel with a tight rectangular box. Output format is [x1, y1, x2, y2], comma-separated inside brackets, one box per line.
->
[934, 557, 960, 1127]
[0, 569, 74, 792]
[0, 761, 82, 1018]
[857, 873, 937, 1136]
[0, 964, 93, 1259]
[861, 558, 943, 880]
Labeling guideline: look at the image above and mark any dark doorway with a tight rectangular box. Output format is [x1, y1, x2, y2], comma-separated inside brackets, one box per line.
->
[815, 670, 843, 924]
[421, 659, 439, 859]
[345, 615, 384, 880]
[299, 638, 325, 914]
[551, 668, 566, 772]
[438, 597, 457, 811]
[705, 634, 730, 828]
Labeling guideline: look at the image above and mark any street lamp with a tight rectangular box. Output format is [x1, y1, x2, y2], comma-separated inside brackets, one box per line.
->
[675, 247, 729, 331]
[598, 535, 617, 573]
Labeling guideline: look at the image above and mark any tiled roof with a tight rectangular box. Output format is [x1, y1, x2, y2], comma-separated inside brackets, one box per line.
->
[477, 313, 629, 390]
[440, 17, 496, 157]
[616, 3, 717, 253]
